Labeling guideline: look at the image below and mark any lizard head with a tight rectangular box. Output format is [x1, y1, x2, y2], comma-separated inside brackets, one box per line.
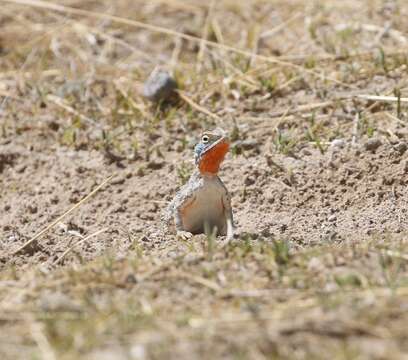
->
[194, 128, 229, 175]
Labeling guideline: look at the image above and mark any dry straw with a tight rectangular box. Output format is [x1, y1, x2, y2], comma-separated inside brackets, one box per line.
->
[13, 175, 113, 255]
[1, 0, 353, 88]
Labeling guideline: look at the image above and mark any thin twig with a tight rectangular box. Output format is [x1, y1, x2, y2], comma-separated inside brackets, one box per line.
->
[249, 24, 261, 68]
[53, 228, 109, 265]
[238, 100, 335, 121]
[177, 90, 221, 120]
[335, 23, 407, 45]
[223, 288, 298, 298]
[260, 12, 302, 39]
[0, 90, 21, 101]
[170, 35, 183, 72]
[209, 51, 259, 89]
[30, 320, 57, 360]
[13, 175, 114, 255]
[161, 270, 221, 292]
[46, 94, 96, 125]
[357, 94, 408, 103]
[382, 250, 408, 261]
[1, 0, 354, 89]
[189, 298, 317, 327]
[211, 18, 224, 44]
[351, 113, 359, 145]
[196, 0, 216, 72]
[384, 111, 405, 126]
[134, 0, 202, 12]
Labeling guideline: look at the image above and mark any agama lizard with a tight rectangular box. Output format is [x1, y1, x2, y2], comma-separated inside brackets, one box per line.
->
[164, 128, 234, 241]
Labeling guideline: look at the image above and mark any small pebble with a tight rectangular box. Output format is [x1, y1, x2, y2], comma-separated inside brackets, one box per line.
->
[50, 195, 59, 204]
[261, 228, 272, 237]
[136, 167, 145, 177]
[394, 142, 407, 155]
[300, 148, 312, 156]
[27, 204, 38, 214]
[147, 161, 164, 170]
[15, 164, 27, 174]
[235, 139, 259, 151]
[143, 68, 177, 102]
[307, 257, 324, 272]
[112, 205, 126, 213]
[47, 121, 59, 131]
[124, 273, 137, 284]
[244, 175, 256, 186]
[111, 175, 126, 185]
[328, 214, 337, 222]
[364, 138, 382, 152]
[76, 166, 87, 174]
[330, 138, 346, 149]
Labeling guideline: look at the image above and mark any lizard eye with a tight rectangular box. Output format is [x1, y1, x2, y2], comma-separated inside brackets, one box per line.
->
[201, 135, 209, 143]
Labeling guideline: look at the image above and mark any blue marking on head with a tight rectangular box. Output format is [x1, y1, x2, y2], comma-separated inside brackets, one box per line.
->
[194, 143, 206, 164]
[193, 130, 226, 166]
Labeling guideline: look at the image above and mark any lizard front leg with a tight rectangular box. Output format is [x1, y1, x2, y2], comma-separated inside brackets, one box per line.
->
[174, 196, 195, 240]
[222, 192, 234, 241]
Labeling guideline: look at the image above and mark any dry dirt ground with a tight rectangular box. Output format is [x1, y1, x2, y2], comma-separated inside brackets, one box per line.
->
[1, 0, 408, 359]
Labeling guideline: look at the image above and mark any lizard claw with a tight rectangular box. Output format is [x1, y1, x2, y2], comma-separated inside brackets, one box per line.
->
[226, 229, 236, 242]
[220, 231, 237, 248]
[225, 234, 233, 243]
[177, 231, 193, 240]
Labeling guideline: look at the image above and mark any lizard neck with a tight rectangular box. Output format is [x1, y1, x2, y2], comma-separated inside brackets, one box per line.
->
[198, 141, 229, 176]
[190, 170, 217, 182]
[197, 140, 229, 175]
[198, 161, 222, 175]
[192, 168, 217, 178]
[199, 171, 218, 179]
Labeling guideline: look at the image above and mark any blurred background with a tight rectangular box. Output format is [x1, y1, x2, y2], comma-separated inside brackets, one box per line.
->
[1, 1, 408, 359]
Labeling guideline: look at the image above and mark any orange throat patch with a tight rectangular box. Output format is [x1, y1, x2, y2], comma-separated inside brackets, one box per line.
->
[198, 140, 229, 175]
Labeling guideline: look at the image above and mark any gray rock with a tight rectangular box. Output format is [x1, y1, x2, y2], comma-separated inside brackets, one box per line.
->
[143, 68, 177, 102]
[328, 214, 337, 222]
[240, 139, 259, 150]
[244, 175, 256, 186]
[330, 138, 346, 149]
[394, 142, 407, 155]
[364, 138, 382, 152]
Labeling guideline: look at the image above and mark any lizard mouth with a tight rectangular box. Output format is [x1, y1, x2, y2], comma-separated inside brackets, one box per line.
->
[198, 137, 229, 174]
[203, 135, 226, 153]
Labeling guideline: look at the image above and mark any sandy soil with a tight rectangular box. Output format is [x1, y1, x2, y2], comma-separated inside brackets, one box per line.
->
[1, 0, 408, 358]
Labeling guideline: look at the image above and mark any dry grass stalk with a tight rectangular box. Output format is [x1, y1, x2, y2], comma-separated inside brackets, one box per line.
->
[357, 94, 408, 103]
[177, 90, 221, 120]
[53, 228, 109, 265]
[30, 320, 57, 360]
[1, 0, 353, 88]
[196, 0, 216, 72]
[46, 94, 96, 125]
[13, 175, 114, 255]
